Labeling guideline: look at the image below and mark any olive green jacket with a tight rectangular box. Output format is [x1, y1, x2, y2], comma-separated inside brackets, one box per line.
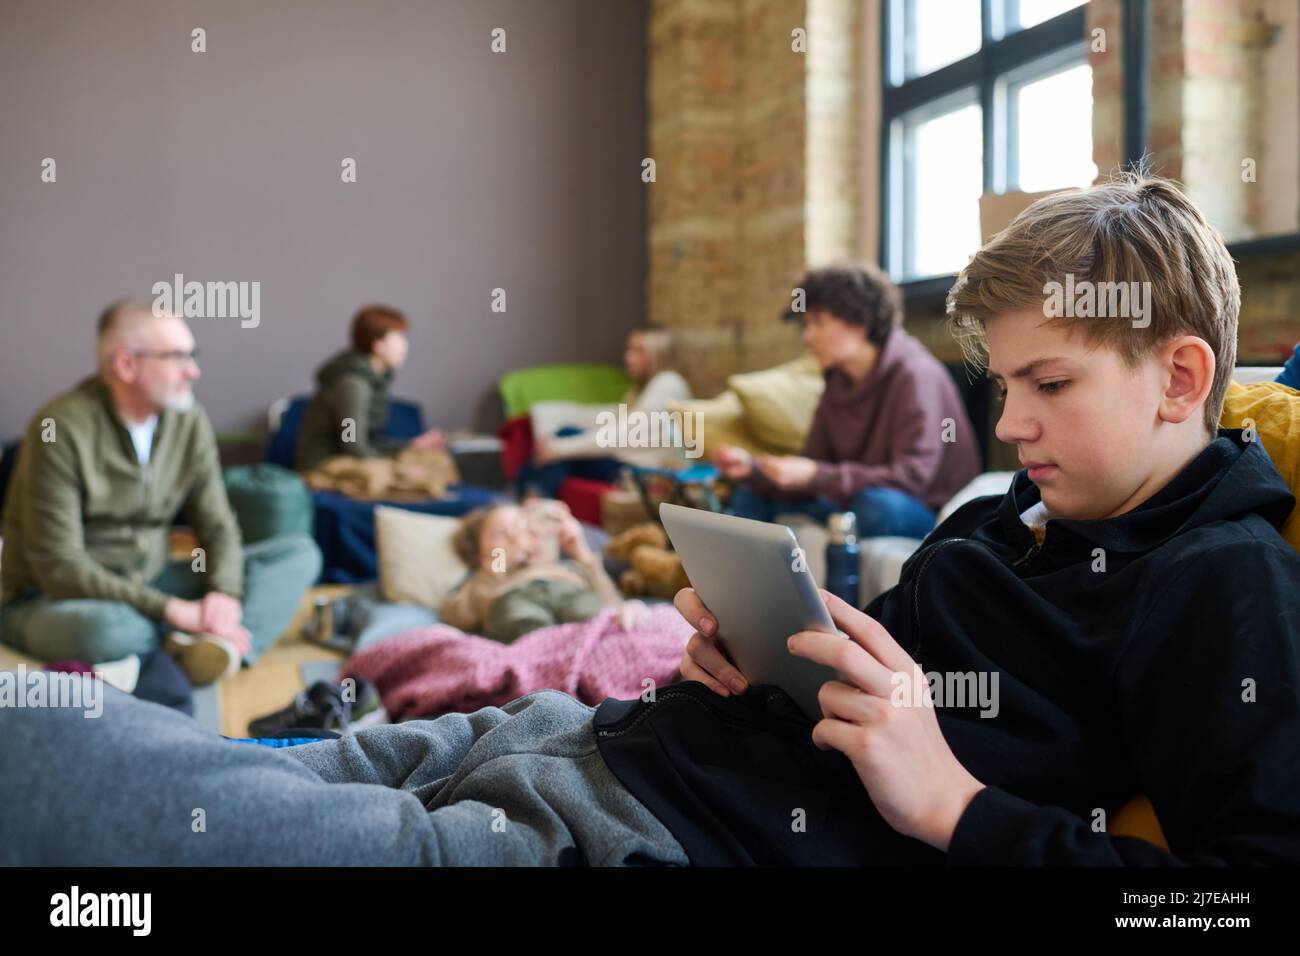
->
[1, 377, 243, 618]
[293, 350, 405, 472]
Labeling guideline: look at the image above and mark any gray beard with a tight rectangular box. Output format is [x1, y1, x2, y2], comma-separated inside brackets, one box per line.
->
[163, 390, 195, 412]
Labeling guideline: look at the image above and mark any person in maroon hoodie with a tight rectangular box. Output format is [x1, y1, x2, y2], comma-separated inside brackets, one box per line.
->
[716, 264, 981, 537]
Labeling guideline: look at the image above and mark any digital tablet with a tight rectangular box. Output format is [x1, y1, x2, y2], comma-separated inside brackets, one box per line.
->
[659, 502, 845, 721]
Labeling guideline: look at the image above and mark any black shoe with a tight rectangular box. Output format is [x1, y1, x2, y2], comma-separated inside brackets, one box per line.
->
[247, 678, 380, 737]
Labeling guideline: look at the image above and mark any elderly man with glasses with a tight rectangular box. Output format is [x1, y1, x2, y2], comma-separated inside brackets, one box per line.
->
[0, 299, 321, 683]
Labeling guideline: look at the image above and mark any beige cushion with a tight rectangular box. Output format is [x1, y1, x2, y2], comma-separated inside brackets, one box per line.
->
[374, 506, 468, 608]
[669, 390, 768, 458]
[727, 355, 825, 453]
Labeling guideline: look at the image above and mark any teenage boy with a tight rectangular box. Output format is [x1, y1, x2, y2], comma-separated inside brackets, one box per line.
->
[662, 174, 1300, 863]
[3, 176, 1300, 866]
[717, 264, 981, 539]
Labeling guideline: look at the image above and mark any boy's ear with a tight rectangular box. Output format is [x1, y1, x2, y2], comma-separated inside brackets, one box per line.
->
[1158, 336, 1215, 427]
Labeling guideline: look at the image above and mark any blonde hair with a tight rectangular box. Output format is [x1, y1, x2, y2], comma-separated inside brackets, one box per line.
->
[451, 505, 508, 568]
[629, 328, 674, 380]
[946, 171, 1239, 435]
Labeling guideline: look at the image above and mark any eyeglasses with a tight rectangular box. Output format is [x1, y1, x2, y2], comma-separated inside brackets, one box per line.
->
[130, 349, 199, 364]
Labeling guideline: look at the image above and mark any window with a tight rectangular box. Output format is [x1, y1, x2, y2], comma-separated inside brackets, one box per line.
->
[882, 1, 1095, 282]
[1015, 0, 1086, 29]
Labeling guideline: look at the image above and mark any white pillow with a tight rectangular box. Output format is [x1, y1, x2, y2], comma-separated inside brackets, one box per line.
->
[528, 400, 609, 442]
[374, 506, 468, 608]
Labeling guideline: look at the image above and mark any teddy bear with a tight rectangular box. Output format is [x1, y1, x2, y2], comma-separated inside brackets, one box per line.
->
[603, 521, 691, 600]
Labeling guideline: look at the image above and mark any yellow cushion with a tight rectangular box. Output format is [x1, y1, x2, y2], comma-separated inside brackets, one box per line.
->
[726, 356, 825, 454]
[1220, 381, 1300, 551]
[1112, 795, 1168, 847]
[669, 391, 770, 458]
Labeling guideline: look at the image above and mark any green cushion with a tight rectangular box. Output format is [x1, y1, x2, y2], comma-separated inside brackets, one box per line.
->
[498, 363, 633, 418]
[223, 464, 314, 545]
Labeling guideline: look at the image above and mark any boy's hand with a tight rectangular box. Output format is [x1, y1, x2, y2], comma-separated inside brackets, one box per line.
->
[673, 587, 749, 697]
[712, 445, 754, 481]
[788, 589, 985, 852]
[754, 454, 818, 491]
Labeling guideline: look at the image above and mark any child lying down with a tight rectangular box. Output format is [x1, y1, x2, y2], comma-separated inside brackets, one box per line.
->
[438, 500, 623, 642]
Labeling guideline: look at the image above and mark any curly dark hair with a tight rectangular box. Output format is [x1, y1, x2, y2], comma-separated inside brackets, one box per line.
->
[783, 264, 902, 346]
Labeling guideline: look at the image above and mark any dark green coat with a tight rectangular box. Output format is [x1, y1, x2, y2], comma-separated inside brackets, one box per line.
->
[294, 350, 405, 471]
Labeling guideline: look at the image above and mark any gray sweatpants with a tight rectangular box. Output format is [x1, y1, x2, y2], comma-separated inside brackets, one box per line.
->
[0, 684, 688, 866]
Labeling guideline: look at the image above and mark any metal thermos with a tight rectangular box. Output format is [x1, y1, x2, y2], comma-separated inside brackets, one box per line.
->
[825, 511, 861, 607]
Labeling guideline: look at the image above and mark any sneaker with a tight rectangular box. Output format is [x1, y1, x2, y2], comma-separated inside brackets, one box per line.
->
[164, 632, 241, 686]
[92, 654, 142, 693]
[247, 678, 380, 737]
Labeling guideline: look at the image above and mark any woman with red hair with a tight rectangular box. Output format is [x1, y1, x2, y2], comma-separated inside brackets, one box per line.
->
[294, 305, 443, 471]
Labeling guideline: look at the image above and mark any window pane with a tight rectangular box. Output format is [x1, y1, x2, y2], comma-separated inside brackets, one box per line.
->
[1016, 0, 1085, 29]
[905, 0, 981, 79]
[906, 102, 984, 279]
[1014, 63, 1098, 192]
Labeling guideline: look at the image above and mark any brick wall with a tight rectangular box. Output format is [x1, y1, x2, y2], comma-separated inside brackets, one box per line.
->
[649, 0, 1298, 401]
[1088, 0, 1297, 362]
[647, 0, 866, 396]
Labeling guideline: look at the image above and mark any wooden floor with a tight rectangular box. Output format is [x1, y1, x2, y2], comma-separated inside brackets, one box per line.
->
[0, 585, 351, 738]
[218, 585, 349, 736]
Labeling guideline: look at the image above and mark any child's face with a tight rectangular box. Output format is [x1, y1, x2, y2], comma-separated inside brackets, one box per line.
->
[479, 506, 536, 571]
[624, 333, 650, 381]
[985, 308, 1176, 521]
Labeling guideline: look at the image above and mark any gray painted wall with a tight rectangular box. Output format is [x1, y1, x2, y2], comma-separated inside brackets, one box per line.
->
[0, 0, 648, 437]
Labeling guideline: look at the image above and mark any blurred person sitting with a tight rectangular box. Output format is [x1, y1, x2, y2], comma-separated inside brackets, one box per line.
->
[294, 304, 444, 472]
[521, 327, 692, 497]
[716, 265, 980, 538]
[0, 300, 322, 683]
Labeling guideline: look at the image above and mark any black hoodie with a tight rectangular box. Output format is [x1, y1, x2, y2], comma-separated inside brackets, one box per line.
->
[594, 430, 1300, 865]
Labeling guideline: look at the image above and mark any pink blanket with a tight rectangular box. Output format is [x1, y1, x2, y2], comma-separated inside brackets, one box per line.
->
[340, 602, 692, 719]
